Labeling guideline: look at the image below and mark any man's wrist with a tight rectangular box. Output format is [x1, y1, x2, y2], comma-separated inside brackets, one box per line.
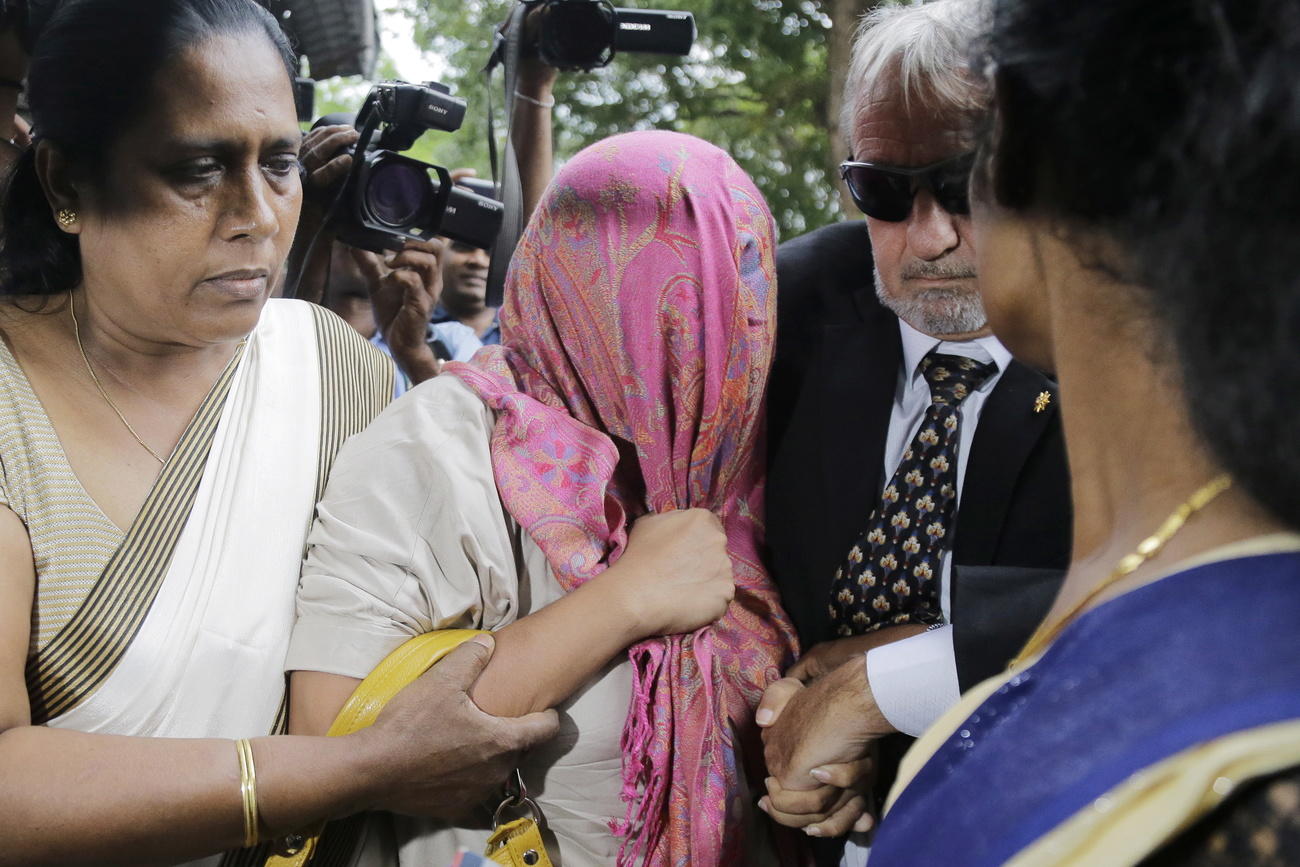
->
[516, 58, 559, 94]
[827, 652, 895, 738]
[392, 342, 440, 385]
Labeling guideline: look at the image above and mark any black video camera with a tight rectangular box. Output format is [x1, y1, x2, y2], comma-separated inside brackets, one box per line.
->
[326, 81, 504, 253]
[523, 0, 695, 71]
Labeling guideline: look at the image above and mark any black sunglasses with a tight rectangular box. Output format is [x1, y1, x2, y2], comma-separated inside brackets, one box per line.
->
[839, 152, 975, 222]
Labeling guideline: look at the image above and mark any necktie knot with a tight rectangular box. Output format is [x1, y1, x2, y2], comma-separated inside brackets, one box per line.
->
[921, 352, 997, 407]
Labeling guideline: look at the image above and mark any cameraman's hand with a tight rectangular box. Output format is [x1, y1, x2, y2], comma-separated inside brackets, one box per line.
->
[300, 124, 360, 216]
[352, 240, 444, 385]
[510, 4, 560, 89]
[287, 125, 360, 302]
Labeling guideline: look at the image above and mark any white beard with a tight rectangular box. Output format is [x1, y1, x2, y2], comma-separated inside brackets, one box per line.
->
[874, 266, 988, 336]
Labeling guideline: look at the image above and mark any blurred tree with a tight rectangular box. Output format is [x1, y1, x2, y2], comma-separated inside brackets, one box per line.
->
[368, 0, 880, 240]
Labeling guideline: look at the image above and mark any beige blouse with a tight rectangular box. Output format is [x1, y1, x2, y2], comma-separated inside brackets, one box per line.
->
[0, 332, 125, 652]
[287, 374, 631, 866]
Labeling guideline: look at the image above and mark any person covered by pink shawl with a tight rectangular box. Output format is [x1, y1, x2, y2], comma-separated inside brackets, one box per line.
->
[287, 129, 799, 866]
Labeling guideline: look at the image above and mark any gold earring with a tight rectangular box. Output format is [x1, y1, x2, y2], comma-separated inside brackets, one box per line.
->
[56, 208, 77, 228]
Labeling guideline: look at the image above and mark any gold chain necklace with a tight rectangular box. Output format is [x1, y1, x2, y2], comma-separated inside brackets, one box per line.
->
[1010, 473, 1233, 668]
[68, 291, 169, 465]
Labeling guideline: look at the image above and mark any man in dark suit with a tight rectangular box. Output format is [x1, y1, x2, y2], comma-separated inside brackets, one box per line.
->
[756, 0, 1072, 854]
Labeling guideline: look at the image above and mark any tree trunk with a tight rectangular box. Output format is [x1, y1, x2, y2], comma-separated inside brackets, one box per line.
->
[826, 0, 880, 218]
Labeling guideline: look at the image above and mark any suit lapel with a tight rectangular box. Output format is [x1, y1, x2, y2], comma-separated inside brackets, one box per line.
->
[956, 360, 1059, 565]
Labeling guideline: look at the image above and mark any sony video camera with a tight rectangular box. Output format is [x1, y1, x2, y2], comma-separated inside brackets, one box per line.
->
[327, 81, 504, 253]
[522, 0, 695, 71]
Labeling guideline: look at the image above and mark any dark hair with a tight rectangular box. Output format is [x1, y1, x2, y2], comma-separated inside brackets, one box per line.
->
[0, 1, 23, 34]
[0, 0, 295, 296]
[978, 0, 1300, 527]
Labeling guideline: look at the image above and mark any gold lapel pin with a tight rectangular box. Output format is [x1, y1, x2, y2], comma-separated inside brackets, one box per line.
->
[1034, 391, 1052, 413]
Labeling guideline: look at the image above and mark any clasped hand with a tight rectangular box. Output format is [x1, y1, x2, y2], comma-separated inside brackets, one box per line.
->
[756, 627, 922, 838]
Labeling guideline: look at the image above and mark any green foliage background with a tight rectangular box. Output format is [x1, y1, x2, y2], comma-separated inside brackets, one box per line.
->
[314, 0, 853, 241]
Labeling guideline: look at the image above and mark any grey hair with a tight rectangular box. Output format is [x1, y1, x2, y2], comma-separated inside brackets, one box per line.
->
[842, 0, 986, 151]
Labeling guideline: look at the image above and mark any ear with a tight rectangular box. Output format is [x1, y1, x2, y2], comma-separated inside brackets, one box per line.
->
[34, 140, 82, 235]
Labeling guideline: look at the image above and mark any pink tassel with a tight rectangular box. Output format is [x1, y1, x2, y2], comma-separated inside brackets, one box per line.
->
[612, 640, 671, 866]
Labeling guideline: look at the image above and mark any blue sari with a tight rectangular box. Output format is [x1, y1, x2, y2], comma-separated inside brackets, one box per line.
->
[872, 550, 1300, 865]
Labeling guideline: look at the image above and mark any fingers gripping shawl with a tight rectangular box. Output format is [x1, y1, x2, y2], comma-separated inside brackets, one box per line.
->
[446, 131, 799, 866]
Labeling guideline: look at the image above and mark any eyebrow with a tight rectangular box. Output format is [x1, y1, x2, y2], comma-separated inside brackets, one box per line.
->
[164, 133, 302, 154]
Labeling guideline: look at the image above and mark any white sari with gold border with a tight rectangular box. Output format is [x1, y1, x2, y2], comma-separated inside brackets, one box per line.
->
[22, 299, 392, 867]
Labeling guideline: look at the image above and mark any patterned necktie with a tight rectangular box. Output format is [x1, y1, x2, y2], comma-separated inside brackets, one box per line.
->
[828, 351, 998, 636]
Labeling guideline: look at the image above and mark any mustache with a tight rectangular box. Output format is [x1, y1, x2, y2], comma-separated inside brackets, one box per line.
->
[901, 260, 977, 281]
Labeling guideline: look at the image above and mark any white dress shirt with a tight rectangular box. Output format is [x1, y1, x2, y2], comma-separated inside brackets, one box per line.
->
[865, 319, 1012, 738]
[842, 321, 1013, 867]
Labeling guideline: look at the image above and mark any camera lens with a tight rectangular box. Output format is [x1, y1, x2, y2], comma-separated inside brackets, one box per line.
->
[364, 159, 431, 228]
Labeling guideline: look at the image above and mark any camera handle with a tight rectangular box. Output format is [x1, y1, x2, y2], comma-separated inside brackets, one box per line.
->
[481, 2, 532, 310]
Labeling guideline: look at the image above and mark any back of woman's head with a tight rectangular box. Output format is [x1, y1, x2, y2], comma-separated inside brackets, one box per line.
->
[0, 0, 293, 296]
[979, 0, 1300, 526]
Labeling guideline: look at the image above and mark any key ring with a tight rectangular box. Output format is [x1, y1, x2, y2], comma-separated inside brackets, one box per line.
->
[493, 768, 547, 830]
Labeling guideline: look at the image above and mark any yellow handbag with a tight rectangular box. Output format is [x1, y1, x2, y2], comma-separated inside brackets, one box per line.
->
[265, 630, 554, 867]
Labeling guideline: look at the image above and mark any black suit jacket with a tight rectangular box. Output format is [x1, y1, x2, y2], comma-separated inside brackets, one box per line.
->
[767, 221, 1073, 689]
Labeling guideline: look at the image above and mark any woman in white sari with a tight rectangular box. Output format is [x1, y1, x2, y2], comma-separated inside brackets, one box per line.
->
[0, 1, 556, 864]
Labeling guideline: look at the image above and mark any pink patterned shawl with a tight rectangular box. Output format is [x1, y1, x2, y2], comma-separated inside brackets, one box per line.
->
[444, 130, 799, 865]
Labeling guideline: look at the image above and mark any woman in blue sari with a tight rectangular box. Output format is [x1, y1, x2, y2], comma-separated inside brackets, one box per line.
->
[871, 0, 1300, 863]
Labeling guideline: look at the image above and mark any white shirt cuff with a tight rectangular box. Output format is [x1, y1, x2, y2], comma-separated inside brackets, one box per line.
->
[865, 625, 961, 737]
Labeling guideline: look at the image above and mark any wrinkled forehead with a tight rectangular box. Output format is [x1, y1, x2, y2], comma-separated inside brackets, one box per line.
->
[851, 73, 972, 168]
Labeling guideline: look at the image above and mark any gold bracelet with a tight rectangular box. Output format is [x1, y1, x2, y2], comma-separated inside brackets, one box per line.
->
[235, 738, 260, 848]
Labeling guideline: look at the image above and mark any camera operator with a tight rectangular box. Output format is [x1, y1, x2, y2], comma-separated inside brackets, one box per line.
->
[420, 31, 561, 346]
[431, 231, 498, 344]
[286, 44, 558, 382]
[289, 121, 483, 390]
[325, 234, 483, 385]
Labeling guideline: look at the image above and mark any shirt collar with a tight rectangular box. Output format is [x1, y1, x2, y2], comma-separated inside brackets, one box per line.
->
[897, 317, 1013, 389]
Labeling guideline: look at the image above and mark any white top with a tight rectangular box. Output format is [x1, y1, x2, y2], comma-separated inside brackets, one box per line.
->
[16, 299, 391, 867]
[866, 319, 1012, 738]
[288, 375, 630, 866]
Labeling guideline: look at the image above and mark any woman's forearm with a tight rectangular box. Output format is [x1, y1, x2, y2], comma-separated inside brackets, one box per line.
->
[0, 725, 381, 867]
[469, 509, 736, 717]
[470, 571, 643, 718]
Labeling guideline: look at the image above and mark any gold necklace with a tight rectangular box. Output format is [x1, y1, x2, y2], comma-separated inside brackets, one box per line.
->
[1010, 473, 1233, 668]
[68, 291, 169, 465]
